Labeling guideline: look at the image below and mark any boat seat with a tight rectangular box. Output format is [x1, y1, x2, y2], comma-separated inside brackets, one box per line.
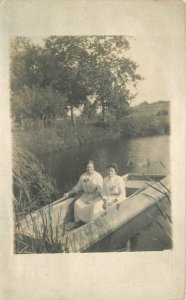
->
[126, 180, 148, 197]
[126, 180, 148, 189]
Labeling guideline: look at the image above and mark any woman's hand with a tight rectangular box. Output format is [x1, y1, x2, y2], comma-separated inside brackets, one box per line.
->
[102, 196, 108, 210]
[63, 193, 69, 199]
[102, 203, 107, 210]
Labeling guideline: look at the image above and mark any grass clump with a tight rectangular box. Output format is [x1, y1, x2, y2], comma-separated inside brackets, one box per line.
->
[13, 142, 59, 213]
[13, 143, 69, 253]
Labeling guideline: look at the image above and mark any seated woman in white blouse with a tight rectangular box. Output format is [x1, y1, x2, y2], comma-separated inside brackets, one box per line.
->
[63, 160, 103, 223]
[90, 163, 126, 220]
[102, 163, 126, 209]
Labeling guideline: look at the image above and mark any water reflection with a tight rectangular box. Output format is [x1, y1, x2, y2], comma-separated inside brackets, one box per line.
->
[40, 135, 170, 194]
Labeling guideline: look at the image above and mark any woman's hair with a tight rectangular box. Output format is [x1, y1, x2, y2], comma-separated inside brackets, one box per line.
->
[107, 163, 118, 173]
[84, 160, 95, 168]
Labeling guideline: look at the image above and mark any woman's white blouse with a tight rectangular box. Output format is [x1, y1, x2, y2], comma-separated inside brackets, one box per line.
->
[72, 171, 103, 194]
[102, 175, 126, 197]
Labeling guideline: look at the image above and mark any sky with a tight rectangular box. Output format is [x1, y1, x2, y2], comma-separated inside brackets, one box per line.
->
[128, 37, 172, 105]
[31, 36, 172, 106]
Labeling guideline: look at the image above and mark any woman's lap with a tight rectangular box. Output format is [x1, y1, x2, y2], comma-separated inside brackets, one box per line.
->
[74, 193, 125, 223]
[74, 193, 98, 222]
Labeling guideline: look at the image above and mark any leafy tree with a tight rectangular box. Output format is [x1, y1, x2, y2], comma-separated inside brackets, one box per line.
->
[10, 36, 142, 126]
[81, 97, 98, 124]
[86, 36, 142, 123]
[43, 36, 94, 124]
[108, 85, 132, 137]
[43, 36, 142, 125]
[10, 37, 45, 91]
[11, 86, 67, 128]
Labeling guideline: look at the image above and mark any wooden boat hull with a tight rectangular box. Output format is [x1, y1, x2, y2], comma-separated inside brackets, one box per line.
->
[83, 196, 171, 252]
[17, 174, 170, 253]
[66, 175, 170, 252]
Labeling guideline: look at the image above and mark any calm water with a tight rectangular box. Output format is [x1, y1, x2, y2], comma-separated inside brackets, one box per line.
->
[40, 135, 171, 251]
[40, 135, 170, 193]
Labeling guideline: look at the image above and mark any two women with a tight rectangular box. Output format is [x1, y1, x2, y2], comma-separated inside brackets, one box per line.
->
[63, 160, 126, 224]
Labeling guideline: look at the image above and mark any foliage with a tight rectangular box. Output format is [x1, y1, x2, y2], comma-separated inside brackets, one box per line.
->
[10, 36, 142, 125]
[131, 101, 170, 120]
[11, 85, 67, 128]
[86, 36, 142, 122]
[43, 36, 95, 123]
[15, 233, 67, 254]
[107, 85, 132, 135]
[15, 208, 68, 253]
[13, 142, 67, 254]
[10, 37, 45, 91]
[13, 143, 58, 213]
[81, 98, 98, 124]
[13, 114, 170, 156]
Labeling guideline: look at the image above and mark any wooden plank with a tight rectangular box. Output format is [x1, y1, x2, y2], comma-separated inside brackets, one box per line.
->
[126, 173, 166, 181]
[84, 197, 171, 252]
[17, 197, 75, 237]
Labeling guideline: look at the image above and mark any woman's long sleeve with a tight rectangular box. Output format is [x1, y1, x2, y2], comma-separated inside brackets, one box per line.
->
[96, 174, 103, 194]
[102, 180, 108, 197]
[118, 177, 126, 197]
[71, 177, 83, 194]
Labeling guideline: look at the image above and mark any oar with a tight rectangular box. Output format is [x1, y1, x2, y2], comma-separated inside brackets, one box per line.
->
[48, 191, 83, 207]
[47, 195, 70, 206]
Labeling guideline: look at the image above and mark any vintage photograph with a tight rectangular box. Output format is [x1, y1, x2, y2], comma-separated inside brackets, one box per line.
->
[11, 35, 171, 253]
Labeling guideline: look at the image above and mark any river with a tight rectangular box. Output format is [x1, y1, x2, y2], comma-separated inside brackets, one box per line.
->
[40, 135, 171, 251]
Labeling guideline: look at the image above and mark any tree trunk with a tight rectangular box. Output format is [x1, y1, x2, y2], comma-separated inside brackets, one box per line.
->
[70, 105, 76, 125]
[117, 118, 120, 139]
[83, 100, 88, 125]
[115, 116, 120, 139]
[84, 114, 88, 125]
[21, 119, 24, 130]
[43, 115, 46, 128]
[101, 98, 106, 123]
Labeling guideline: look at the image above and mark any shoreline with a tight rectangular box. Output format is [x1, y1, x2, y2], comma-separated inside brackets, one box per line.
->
[13, 115, 170, 156]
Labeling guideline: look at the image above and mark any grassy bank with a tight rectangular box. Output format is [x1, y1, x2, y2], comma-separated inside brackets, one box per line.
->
[13, 114, 170, 156]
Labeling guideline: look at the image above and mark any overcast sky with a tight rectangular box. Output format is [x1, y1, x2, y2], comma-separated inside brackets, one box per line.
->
[128, 37, 172, 105]
[31, 36, 172, 106]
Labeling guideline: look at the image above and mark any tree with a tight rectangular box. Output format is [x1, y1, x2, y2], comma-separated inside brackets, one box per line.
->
[11, 86, 67, 128]
[43, 36, 94, 124]
[43, 36, 142, 125]
[10, 37, 45, 92]
[10, 36, 142, 126]
[81, 97, 98, 124]
[108, 86, 132, 137]
[85, 36, 142, 123]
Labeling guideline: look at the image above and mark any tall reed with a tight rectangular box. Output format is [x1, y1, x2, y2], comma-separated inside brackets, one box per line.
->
[13, 142, 58, 214]
[13, 143, 66, 253]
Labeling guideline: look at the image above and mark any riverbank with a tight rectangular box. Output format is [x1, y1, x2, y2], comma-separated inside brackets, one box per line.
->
[13, 115, 170, 156]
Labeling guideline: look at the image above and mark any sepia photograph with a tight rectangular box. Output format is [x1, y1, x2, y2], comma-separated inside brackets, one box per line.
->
[11, 35, 171, 253]
[1, 1, 185, 299]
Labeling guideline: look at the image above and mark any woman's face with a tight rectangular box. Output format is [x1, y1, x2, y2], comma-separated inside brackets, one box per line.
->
[108, 167, 116, 177]
[86, 163, 94, 175]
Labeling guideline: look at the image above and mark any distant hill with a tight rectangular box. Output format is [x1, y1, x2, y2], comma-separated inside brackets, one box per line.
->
[130, 101, 170, 117]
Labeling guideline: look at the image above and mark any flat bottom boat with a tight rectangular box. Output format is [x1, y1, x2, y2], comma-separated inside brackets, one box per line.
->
[17, 173, 170, 253]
